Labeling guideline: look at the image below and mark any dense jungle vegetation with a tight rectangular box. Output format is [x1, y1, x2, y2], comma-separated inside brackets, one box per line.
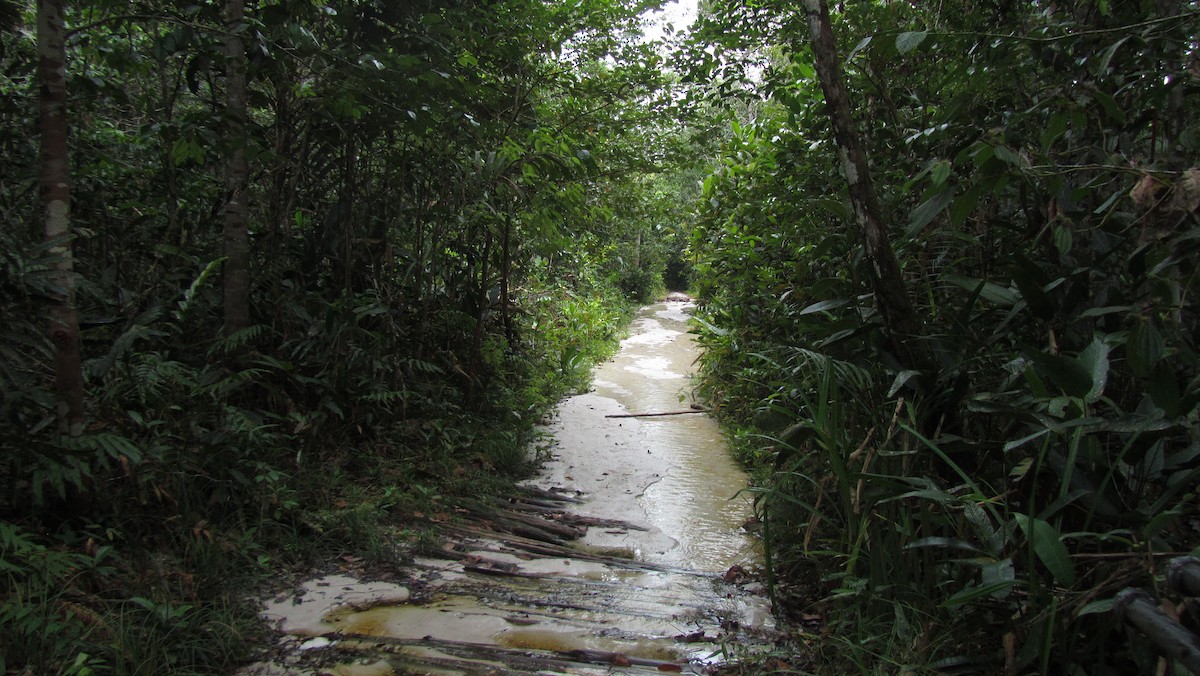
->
[2, 0, 1198, 673]
[684, 0, 1200, 673]
[1, 0, 696, 671]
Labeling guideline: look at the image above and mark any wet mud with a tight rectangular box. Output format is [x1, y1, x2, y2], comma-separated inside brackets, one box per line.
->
[242, 298, 772, 675]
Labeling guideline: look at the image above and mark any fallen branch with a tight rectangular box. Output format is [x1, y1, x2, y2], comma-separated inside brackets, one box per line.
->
[1115, 588, 1200, 674]
[327, 632, 690, 673]
[605, 409, 708, 419]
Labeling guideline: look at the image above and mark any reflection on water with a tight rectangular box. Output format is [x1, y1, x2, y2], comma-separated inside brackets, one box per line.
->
[589, 300, 757, 572]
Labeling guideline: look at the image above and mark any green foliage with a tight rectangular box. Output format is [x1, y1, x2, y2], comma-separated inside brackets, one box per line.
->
[1, 0, 671, 672]
[0, 522, 113, 674]
[687, 0, 1199, 671]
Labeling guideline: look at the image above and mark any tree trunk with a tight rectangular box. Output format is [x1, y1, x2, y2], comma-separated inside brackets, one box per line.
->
[222, 0, 251, 335]
[340, 133, 357, 293]
[466, 225, 494, 409]
[500, 213, 513, 343]
[154, 19, 182, 246]
[799, 0, 927, 370]
[38, 0, 85, 436]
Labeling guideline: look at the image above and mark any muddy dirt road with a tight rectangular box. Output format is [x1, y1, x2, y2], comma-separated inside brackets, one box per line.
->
[243, 298, 773, 674]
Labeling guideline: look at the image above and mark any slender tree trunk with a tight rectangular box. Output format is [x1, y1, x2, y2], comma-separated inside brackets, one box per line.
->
[155, 20, 181, 246]
[466, 224, 493, 409]
[500, 213, 513, 343]
[341, 134, 357, 293]
[800, 0, 927, 370]
[38, 0, 85, 436]
[222, 0, 251, 335]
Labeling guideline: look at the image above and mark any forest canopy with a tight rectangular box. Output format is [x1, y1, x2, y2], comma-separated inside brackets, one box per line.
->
[2, 0, 1198, 673]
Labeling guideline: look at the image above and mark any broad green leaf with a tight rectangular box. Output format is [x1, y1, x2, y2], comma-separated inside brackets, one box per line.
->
[1127, 321, 1163, 378]
[887, 488, 959, 505]
[1003, 428, 1050, 453]
[967, 141, 995, 166]
[1009, 457, 1034, 479]
[1077, 337, 1110, 404]
[943, 274, 1018, 307]
[930, 160, 952, 186]
[693, 316, 728, 336]
[799, 299, 851, 315]
[1077, 305, 1133, 318]
[792, 61, 815, 80]
[1148, 362, 1181, 415]
[1038, 489, 1091, 522]
[887, 369, 921, 397]
[1092, 187, 1124, 215]
[1091, 90, 1127, 125]
[812, 198, 849, 220]
[1023, 364, 1050, 398]
[1040, 112, 1070, 150]
[130, 596, 157, 611]
[896, 31, 928, 55]
[1010, 256, 1055, 320]
[1076, 598, 1115, 617]
[171, 137, 205, 166]
[950, 184, 982, 227]
[940, 558, 1019, 605]
[1029, 351, 1092, 399]
[1013, 513, 1076, 586]
[1053, 225, 1073, 255]
[992, 144, 1026, 169]
[1094, 36, 1129, 76]
[904, 537, 988, 555]
[942, 580, 1017, 608]
[981, 557, 1015, 589]
[847, 35, 873, 62]
[907, 186, 954, 235]
[1005, 417, 1105, 453]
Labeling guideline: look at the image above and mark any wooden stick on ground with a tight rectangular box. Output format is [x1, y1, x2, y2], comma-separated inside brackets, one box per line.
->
[1115, 588, 1200, 674]
[605, 409, 708, 419]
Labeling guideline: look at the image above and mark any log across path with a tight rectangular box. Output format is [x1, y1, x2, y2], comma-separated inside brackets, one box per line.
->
[241, 298, 773, 674]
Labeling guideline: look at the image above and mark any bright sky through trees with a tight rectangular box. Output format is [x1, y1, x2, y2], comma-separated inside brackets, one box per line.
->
[642, 0, 698, 44]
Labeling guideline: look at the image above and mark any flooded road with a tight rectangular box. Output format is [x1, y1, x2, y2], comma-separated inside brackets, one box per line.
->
[244, 298, 771, 675]
[542, 299, 758, 572]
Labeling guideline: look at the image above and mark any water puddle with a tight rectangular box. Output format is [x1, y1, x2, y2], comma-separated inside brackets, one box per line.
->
[551, 299, 758, 571]
[242, 298, 771, 675]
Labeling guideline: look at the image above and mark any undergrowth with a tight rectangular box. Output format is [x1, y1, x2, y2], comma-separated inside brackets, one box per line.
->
[688, 2, 1199, 672]
[0, 237, 633, 673]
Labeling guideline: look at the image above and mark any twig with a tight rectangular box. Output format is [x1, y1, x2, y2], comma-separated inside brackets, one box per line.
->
[1071, 552, 1190, 559]
[604, 409, 708, 418]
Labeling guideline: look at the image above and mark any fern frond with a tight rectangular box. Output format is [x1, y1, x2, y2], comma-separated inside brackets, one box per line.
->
[403, 358, 444, 375]
[210, 324, 267, 357]
[203, 367, 269, 398]
[779, 347, 875, 393]
[85, 321, 168, 381]
[60, 432, 143, 467]
[222, 405, 280, 446]
[174, 257, 225, 322]
[361, 388, 409, 405]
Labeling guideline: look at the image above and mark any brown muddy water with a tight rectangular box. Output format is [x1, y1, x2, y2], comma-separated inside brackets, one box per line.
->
[241, 299, 773, 675]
